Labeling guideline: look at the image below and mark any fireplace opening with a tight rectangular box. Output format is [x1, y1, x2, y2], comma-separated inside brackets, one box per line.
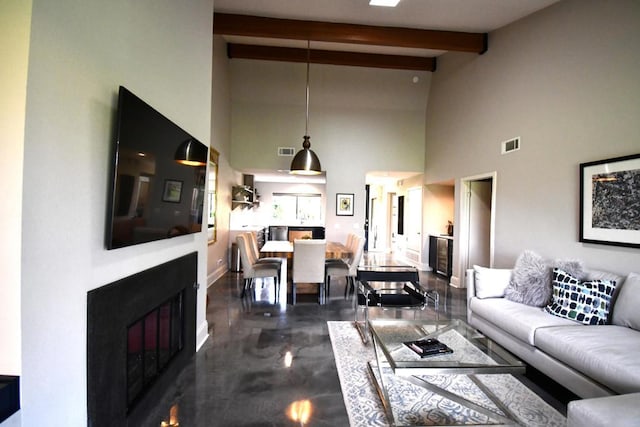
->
[127, 290, 184, 411]
[87, 252, 197, 427]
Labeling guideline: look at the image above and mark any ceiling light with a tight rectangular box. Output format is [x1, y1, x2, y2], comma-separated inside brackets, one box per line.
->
[370, 0, 401, 7]
[290, 41, 322, 175]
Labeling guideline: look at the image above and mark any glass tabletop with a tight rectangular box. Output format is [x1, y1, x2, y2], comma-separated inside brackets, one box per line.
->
[368, 319, 525, 376]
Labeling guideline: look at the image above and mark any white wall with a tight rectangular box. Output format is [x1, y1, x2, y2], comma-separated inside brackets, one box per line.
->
[1, 0, 28, 417]
[0, 0, 32, 378]
[425, 0, 640, 280]
[229, 59, 430, 243]
[208, 34, 234, 284]
[21, 1, 213, 425]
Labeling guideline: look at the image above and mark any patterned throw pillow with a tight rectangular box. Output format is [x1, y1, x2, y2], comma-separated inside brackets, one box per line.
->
[545, 268, 617, 325]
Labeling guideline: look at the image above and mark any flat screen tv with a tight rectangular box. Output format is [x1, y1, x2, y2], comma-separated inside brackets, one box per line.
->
[106, 86, 208, 249]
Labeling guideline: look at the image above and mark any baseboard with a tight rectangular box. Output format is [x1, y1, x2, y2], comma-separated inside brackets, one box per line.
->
[196, 319, 209, 351]
[449, 275, 464, 288]
[208, 264, 227, 287]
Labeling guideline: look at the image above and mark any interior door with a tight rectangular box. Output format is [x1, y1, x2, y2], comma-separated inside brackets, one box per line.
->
[467, 179, 492, 268]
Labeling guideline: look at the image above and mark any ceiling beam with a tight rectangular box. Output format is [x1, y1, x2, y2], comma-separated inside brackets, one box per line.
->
[214, 13, 488, 54]
[227, 43, 436, 71]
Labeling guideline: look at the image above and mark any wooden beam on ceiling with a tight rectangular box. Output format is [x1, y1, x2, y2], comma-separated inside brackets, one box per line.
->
[227, 43, 436, 71]
[214, 13, 488, 54]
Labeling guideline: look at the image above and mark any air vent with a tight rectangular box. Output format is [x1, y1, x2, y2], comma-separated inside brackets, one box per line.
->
[278, 147, 295, 157]
[501, 137, 521, 154]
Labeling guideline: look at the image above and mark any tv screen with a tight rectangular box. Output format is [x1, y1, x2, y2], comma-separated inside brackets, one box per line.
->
[106, 86, 207, 249]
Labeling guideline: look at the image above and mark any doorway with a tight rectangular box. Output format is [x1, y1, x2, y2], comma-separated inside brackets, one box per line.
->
[458, 173, 496, 284]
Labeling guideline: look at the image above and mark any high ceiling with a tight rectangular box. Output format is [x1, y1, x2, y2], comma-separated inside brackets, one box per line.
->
[214, 0, 560, 70]
[214, 0, 561, 184]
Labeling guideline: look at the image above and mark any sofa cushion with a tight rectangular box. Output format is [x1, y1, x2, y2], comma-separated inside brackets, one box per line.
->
[544, 268, 618, 325]
[585, 269, 626, 285]
[473, 265, 512, 299]
[469, 297, 579, 346]
[567, 392, 640, 427]
[535, 325, 640, 394]
[504, 250, 551, 307]
[612, 272, 640, 330]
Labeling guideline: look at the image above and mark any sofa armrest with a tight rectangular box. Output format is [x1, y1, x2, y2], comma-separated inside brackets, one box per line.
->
[466, 268, 476, 321]
[567, 393, 640, 427]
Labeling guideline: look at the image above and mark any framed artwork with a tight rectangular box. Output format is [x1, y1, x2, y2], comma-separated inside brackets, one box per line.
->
[580, 153, 640, 248]
[162, 179, 183, 203]
[336, 193, 354, 216]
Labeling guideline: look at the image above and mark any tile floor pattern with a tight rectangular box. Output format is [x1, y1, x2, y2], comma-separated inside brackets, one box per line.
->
[140, 254, 570, 427]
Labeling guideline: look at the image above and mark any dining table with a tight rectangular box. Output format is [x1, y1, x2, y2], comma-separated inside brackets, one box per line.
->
[260, 240, 351, 259]
[260, 240, 352, 300]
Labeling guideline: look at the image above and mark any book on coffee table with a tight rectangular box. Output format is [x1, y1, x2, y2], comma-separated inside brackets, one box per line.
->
[404, 338, 453, 358]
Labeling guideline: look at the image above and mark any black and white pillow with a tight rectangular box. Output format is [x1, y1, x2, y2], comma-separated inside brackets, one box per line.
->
[544, 268, 617, 325]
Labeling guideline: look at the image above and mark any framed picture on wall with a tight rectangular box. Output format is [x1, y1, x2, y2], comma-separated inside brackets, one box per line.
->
[336, 193, 354, 216]
[162, 179, 183, 203]
[579, 153, 640, 248]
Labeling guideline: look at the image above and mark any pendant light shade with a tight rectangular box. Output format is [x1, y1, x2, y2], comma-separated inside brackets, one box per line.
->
[175, 138, 207, 166]
[290, 41, 321, 175]
[290, 135, 321, 175]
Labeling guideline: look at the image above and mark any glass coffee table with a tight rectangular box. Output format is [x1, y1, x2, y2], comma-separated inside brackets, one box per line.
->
[368, 319, 526, 426]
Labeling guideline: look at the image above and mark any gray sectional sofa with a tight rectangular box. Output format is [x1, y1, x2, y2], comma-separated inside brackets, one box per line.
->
[466, 261, 640, 426]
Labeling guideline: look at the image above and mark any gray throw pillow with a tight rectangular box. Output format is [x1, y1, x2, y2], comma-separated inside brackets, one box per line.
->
[553, 258, 585, 280]
[504, 250, 551, 307]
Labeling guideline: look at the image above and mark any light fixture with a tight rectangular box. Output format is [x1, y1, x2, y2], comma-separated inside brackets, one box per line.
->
[175, 138, 207, 166]
[290, 40, 322, 175]
[370, 0, 401, 7]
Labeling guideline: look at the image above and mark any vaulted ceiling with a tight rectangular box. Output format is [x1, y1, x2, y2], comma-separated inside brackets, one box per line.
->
[213, 0, 560, 71]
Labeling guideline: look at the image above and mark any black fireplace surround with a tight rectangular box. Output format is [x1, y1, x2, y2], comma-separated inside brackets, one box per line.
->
[87, 252, 197, 427]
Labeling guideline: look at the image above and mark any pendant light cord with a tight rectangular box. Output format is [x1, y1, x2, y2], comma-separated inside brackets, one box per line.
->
[305, 40, 310, 137]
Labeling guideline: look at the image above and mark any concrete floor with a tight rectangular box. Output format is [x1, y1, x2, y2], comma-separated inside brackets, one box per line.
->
[140, 255, 569, 426]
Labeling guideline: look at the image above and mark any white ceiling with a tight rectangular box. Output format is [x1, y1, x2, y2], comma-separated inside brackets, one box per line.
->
[215, 0, 560, 57]
[214, 0, 560, 33]
[217, 0, 560, 184]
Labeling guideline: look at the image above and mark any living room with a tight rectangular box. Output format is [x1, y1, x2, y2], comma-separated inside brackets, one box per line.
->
[2, 0, 639, 426]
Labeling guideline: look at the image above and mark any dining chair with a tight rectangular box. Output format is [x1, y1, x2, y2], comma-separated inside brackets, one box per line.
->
[325, 233, 356, 263]
[325, 235, 365, 300]
[354, 266, 439, 343]
[236, 233, 280, 300]
[292, 239, 327, 305]
[269, 226, 288, 241]
[246, 231, 283, 274]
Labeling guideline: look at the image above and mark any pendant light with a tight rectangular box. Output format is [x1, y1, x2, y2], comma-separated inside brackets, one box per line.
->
[290, 40, 321, 175]
[175, 138, 208, 166]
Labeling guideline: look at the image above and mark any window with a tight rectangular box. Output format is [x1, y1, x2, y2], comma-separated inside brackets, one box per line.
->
[272, 193, 322, 223]
[207, 148, 219, 244]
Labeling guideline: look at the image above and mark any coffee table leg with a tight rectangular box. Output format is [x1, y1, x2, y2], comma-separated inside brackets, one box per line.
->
[404, 375, 518, 425]
[469, 374, 520, 424]
[368, 330, 397, 426]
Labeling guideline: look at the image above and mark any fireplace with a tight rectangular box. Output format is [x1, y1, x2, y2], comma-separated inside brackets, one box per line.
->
[87, 252, 197, 427]
[126, 291, 184, 409]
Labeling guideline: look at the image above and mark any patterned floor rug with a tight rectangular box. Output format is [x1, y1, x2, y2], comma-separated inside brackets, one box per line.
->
[328, 321, 566, 426]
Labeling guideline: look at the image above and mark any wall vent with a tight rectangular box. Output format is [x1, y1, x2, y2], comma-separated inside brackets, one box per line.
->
[501, 137, 521, 154]
[278, 147, 295, 157]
